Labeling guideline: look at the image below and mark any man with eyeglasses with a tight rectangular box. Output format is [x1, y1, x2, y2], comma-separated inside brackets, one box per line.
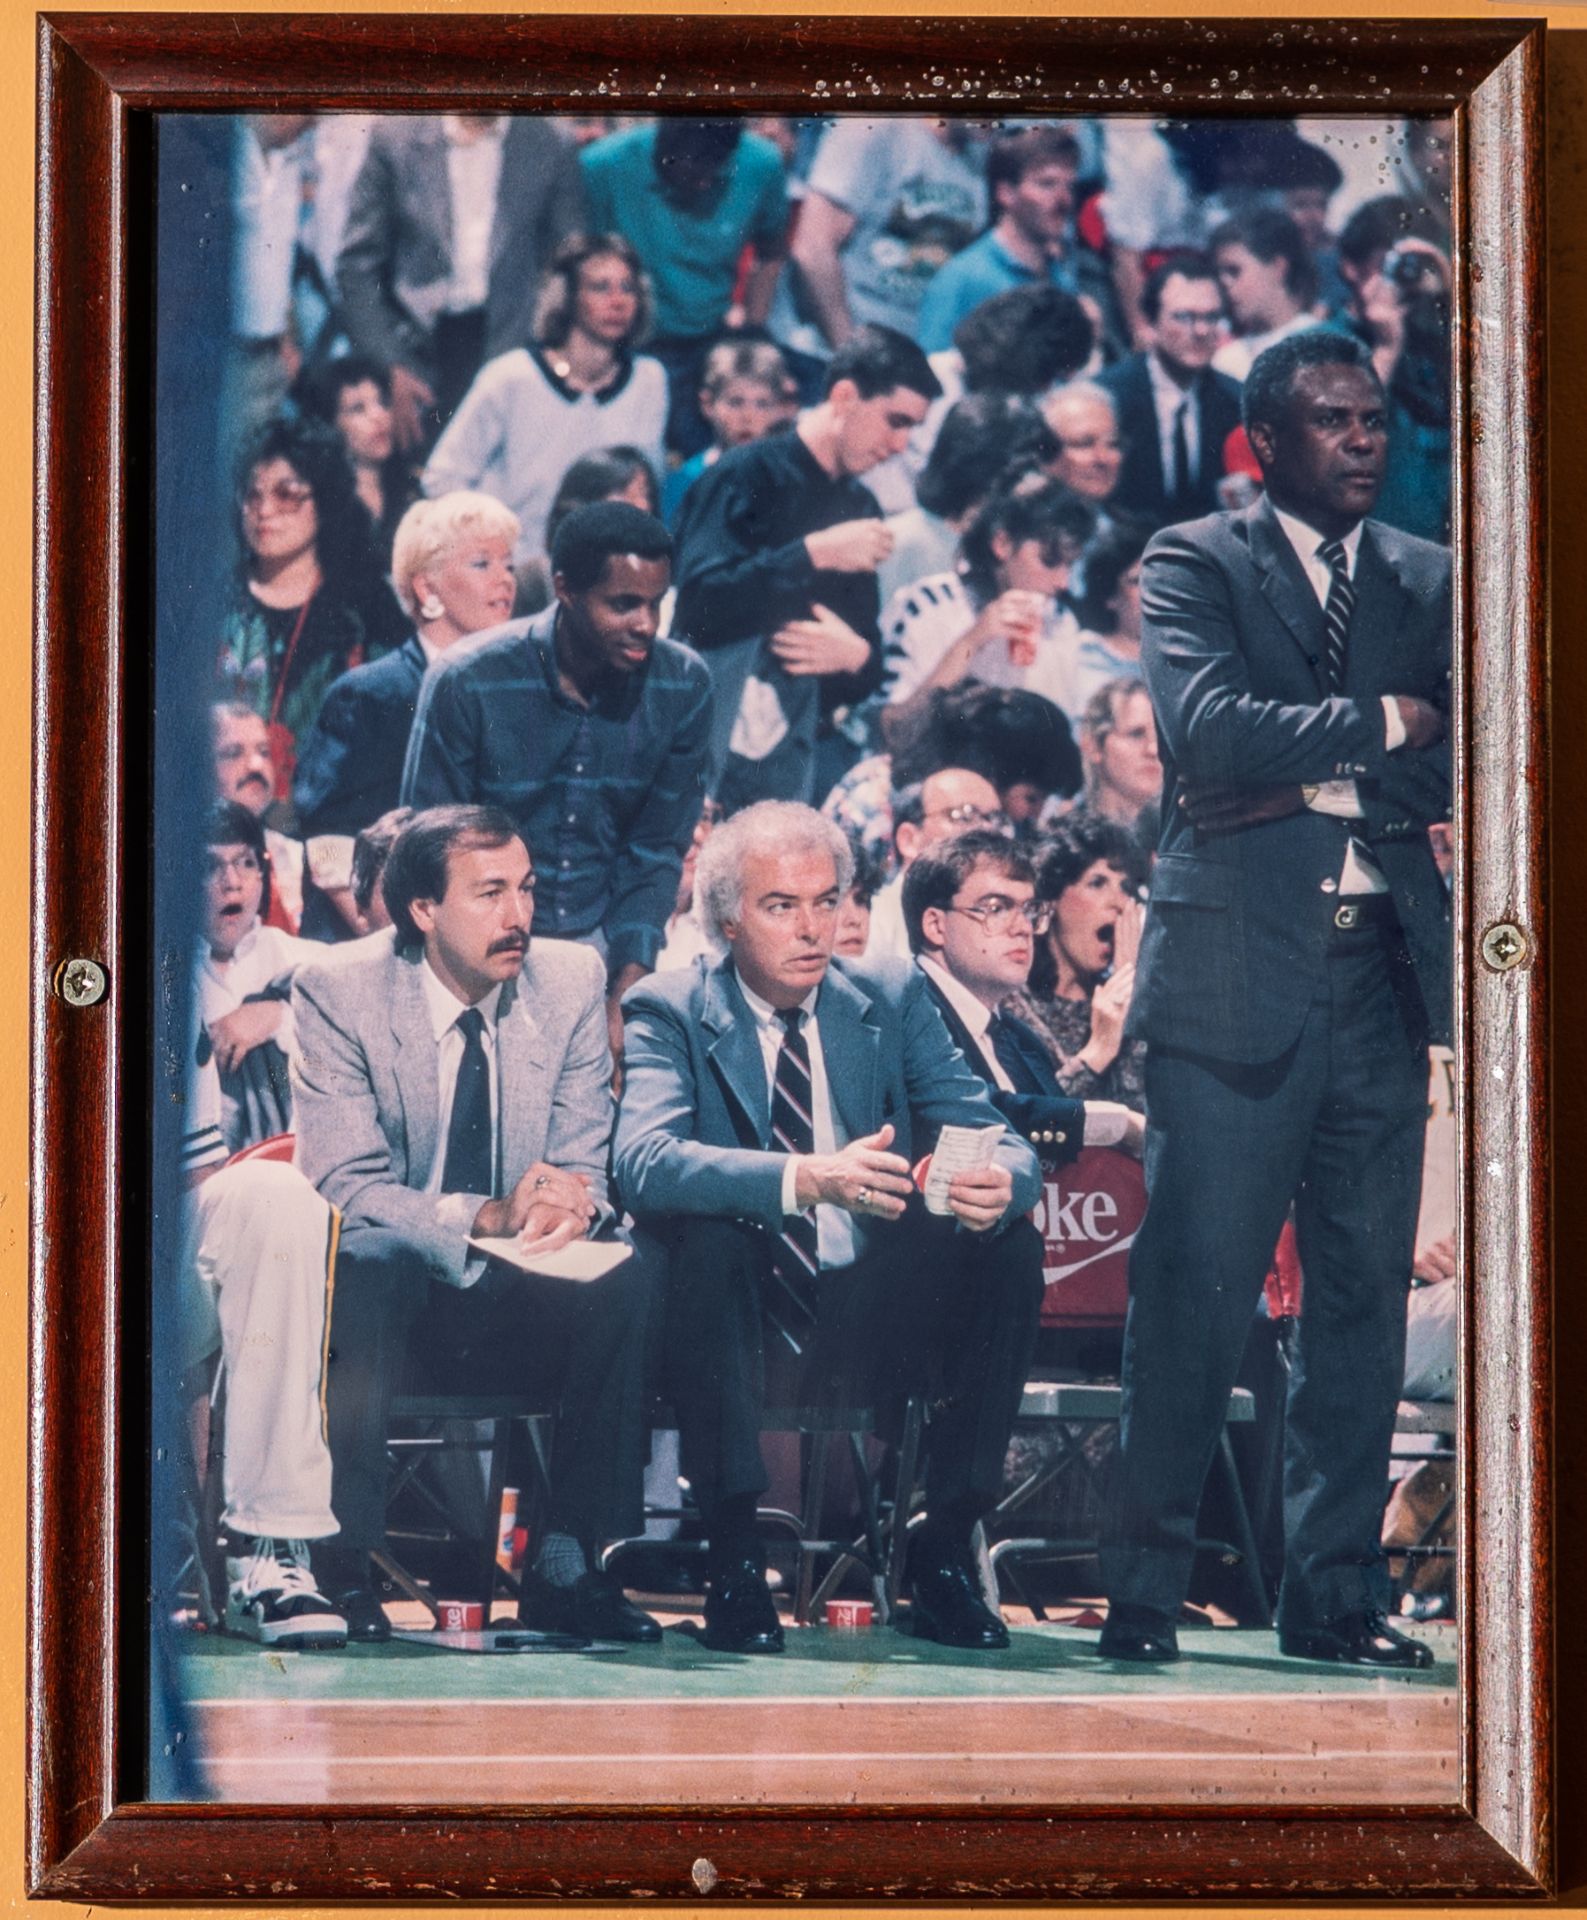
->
[1097, 252, 1243, 530]
[864, 765, 1009, 961]
[902, 831, 1144, 1160]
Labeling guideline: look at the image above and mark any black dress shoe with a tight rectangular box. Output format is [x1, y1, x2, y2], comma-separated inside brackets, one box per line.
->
[1097, 1603, 1180, 1663]
[1278, 1608, 1435, 1669]
[702, 1559, 785, 1653]
[518, 1570, 662, 1644]
[334, 1584, 392, 1643]
[907, 1547, 1010, 1650]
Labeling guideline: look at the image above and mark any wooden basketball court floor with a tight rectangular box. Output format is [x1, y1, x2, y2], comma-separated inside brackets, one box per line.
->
[176, 1610, 1456, 1806]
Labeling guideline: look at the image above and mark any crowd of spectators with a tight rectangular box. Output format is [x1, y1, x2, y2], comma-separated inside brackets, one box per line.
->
[190, 108, 1457, 1656]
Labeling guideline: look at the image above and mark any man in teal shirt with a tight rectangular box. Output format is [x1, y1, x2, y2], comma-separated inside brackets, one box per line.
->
[581, 119, 790, 454]
[917, 125, 1117, 358]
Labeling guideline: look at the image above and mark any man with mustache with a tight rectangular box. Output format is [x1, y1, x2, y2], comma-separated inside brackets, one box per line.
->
[403, 501, 712, 1073]
[290, 804, 662, 1646]
[1097, 329, 1452, 1669]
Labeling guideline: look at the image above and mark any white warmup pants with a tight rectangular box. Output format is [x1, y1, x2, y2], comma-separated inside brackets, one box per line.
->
[181, 1160, 340, 1540]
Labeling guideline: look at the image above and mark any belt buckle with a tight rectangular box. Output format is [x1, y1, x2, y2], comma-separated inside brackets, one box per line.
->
[1333, 903, 1360, 931]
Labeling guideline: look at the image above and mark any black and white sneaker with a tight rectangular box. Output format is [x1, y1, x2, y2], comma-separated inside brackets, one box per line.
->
[224, 1536, 348, 1649]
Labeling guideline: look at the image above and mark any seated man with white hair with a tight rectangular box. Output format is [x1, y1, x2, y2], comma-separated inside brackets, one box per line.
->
[613, 800, 1045, 1656]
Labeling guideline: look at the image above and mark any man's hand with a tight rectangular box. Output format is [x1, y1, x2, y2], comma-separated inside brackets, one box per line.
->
[792, 1124, 913, 1219]
[207, 1000, 286, 1074]
[1179, 782, 1308, 833]
[769, 604, 871, 677]
[804, 519, 893, 573]
[388, 364, 436, 452]
[472, 1162, 596, 1240]
[1393, 696, 1446, 751]
[1412, 1232, 1457, 1285]
[946, 1163, 1013, 1233]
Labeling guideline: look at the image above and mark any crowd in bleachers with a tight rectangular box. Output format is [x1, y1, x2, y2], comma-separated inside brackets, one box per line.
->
[185, 109, 1458, 1657]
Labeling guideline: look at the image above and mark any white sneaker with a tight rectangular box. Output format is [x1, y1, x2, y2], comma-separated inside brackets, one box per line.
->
[224, 1536, 348, 1649]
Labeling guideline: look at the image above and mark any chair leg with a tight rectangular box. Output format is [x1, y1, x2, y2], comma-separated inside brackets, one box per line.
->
[478, 1418, 514, 1615]
[794, 1429, 834, 1625]
[1213, 1431, 1273, 1628]
[885, 1397, 926, 1614]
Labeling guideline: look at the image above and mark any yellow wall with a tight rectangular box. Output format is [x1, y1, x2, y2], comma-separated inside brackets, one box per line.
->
[6, 1, 1580, 1913]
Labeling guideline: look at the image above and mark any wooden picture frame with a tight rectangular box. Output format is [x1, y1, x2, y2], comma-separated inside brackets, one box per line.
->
[28, 12, 1549, 1899]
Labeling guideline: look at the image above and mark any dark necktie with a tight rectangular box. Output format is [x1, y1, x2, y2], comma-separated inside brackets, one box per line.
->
[986, 1010, 1046, 1096]
[1171, 397, 1193, 508]
[766, 1007, 820, 1354]
[441, 1006, 494, 1196]
[1319, 537, 1355, 694]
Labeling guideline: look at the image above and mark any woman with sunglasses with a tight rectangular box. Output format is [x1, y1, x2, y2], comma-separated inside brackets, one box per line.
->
[216, 414, 405, 802]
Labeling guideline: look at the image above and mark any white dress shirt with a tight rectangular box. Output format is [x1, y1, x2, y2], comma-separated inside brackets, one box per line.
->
[1146, 350, 1201, 494]
[918, 956, 1014, 1091]
[1271, 506, 1410, 897]
[442, 117, 506, 314]
[736, 975, 858, 1271]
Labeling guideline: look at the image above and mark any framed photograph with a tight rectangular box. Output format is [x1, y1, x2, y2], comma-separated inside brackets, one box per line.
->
[29, 11, 1549, 1900]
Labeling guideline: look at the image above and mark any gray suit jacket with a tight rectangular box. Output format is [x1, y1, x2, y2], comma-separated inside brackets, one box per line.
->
[1134, 495, 1452, 1061]
[336, 116, 588, 375]
[612, 953, 1041, 1248]
[290, 929, 614, 1285]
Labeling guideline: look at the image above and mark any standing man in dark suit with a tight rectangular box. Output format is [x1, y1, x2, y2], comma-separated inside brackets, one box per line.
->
[337, 115, 588, 449]
[613, 802, 1045, 1655]
[901, 829, 1144, 1162]
[1097, 254, 1243, 531]
[1098, 329, 1451, 1669]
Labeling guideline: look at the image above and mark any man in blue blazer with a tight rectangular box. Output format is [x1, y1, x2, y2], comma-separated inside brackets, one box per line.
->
[1096, 254, 1244, 531]
[1098, 329, 1451, 1669]
[613, 802, 1044, 1654]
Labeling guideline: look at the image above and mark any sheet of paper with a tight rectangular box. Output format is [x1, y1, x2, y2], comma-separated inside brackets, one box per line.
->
[922, 1123, 1006, 1215]
[466, 1235, 634, 1283]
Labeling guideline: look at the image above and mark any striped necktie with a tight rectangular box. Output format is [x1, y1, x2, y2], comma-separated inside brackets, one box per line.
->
[766, 1007, 820, 1354]
[1318, 537, 1355, 693]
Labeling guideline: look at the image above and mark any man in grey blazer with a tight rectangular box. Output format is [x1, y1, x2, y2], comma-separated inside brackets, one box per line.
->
[1098, 329, 1451, 1669]
[336, 115, 588, 447]
[613, 802, 1045, 1654]
[291, 804, 661, 1645]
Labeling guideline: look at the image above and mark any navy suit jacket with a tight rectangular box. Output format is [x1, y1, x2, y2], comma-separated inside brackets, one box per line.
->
[919, 971, 1084, 1166]
[1133, 497, 1452, 1062]
[293, 635, 427, 840]
[613, 953, 1041, 1249]
[1097, 353, 1244, 530]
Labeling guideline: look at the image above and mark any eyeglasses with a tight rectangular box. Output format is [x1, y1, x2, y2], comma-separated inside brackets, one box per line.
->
[949, 897, 1052, 935]
[1162, 310, 1225, 330]
[239, 480, 314, 514]
[206, 851, 262, 879]
[924, 804, 1011, 831]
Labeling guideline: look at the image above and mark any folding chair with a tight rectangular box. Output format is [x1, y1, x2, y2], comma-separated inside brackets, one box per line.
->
[1383, 1396, 1457, 1599]
[375, 1393, 556, 1622]
[600, 1397, 927, 1626]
